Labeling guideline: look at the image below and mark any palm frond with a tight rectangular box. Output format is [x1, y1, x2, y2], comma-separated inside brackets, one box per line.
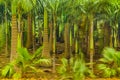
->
[1, 61, 15, 78]
[32, 46, 43, 59]
[97, 47, 120, 77]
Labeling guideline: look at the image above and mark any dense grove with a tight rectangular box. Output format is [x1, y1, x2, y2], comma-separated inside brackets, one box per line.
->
[0, 0, 120, 80]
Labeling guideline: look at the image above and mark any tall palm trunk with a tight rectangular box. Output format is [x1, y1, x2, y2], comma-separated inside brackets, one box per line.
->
[32, 15, 35, 53]
[64, 23, 70, 59]
[52, 13, 57, 73]
[118, 20, 120, 47]
[104, 22, 111, 47]
[110, 28, 113, 47]
[42, 8, 50, 58]
[89, 15, 94, 72]
[113, 24, 118, 48]
[18, 12, 23, 48]
[49, 22, 53, 56]
[10, 15, 18, 61]
[73, 24, 77, 57]
[26, 12, 33, 49]
[10, 11, 22, 77]
[64, 23, 70, 72]
[38, 20, 43, 46]
[5, 2, 8, 56]
[70, 26, 72, 57]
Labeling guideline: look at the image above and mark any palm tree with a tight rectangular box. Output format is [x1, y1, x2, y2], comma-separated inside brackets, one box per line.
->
[81, 0, 98, 72]
[10, 0, 36, 77]
[42, 0, 61, 73]
[87, 0, 118, 72]
[21, 0, 36, 50]
[42, 7, 50, 58]
[96, 0, 119, 48]
[10, 0, 18, 62]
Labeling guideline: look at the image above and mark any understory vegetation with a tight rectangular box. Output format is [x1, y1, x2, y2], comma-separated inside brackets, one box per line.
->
[0, 0, 120, 80]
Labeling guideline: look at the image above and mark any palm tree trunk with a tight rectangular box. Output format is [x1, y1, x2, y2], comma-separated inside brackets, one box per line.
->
[38, 20, 43, 46]
[5, 2, 8, 56]
[18, 13, 22, 48]
[49, 22, 53, 56]
[10, 13, 22, 78]
[10, 15, 18, 61]
[89, 15, 94, 72]
[113, 24, 118, 48]
[52, 13, 57, 73]
[64, 23, 70, 72]
[42, 8, 50, 58]
[64, 23, 70, 59]
[104, 22, 111, 47]
[32, 15, 35, 53]
[26, 12, 33, 49]
[118, 20, 120, 47]
[70, 27, 72, 57]
[110, 29, 113, 47]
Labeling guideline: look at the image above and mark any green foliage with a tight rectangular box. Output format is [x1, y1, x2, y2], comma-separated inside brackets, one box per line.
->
[12, 72, 22, 79]
[73, 52, 94, 80]
[1, 46, 50, 78]
[97, 47, 120, 78]
[17, 48, 31, 62]
[1, 61, 15, 78]
[32, 46, 43, 59]
[73, 58, 91, 80]
[58, 52, 94, 80]
[16, 47, 32, 71]
[57, 58, 67, 75]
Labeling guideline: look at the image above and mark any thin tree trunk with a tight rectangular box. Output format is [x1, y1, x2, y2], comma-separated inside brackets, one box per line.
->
[52, 13, 57, 73]
[104, 22, 111, 47]
[113, 24, 118, 48]
[64, 23, 70, 59]
[64, 23, 70, 72]
[38, 20, 43, 46]
[32, 15, 35, 53]
[5, 3, 8, 56]
[21, 21, 24, 47]
[49, 22, 53, 56]
[110, 29, 113, 47]
[70, 26, 72, 58]
[26, 12, 33, 49]
[75, 38, 78, 57]
[68, 26, 72, 72]
[118, 19, 120, 47]
[89, 15, 94, 73]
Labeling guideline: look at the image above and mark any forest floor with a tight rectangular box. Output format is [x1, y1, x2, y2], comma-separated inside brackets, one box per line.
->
[0, 56, 120, 80]
[0, 44, 120, 80]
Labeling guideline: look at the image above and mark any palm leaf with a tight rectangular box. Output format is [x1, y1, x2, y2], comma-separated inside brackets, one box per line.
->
[1, 62, 15, 77]
[17, 48, 31, 61]
[32, 46, 43, 59]
[34, 58, 50, 65]
[102, 47, 116, 62]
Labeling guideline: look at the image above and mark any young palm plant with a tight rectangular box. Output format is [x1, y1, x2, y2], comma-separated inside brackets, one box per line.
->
[1, 45, 50, 78]
[57, 52, 94, 80]
[97, 47, 120, 78]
